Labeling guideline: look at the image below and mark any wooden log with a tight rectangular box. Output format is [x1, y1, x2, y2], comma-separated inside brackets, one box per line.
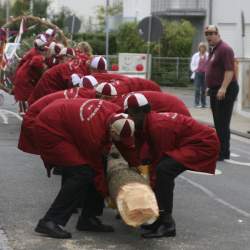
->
[107, 144, 159, 227]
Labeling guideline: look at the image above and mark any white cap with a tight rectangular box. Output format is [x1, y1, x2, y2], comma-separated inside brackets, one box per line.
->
[49, 42, 64, 55]
[90, 56, 107, 71]
[45, 28, 56, 37]
[124, 93, 149, 110]
[80, 75, 98, 89]
[96, 82, 117, 97]
[110, 113, 135, 138]
[58, 47, 75, 57]
[34, 34, 48, 49]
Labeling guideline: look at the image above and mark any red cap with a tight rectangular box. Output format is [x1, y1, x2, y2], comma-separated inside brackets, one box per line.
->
[96, 82, 117, 97]
[58, 47, 75, 58]
[124, 93, 149, 110]
[45, 28, 56, 38]
[90, 56, 107, 71]
[109, 113, 135, 138]
[34, 34, 48, 51]
[80, 75, 98, 89]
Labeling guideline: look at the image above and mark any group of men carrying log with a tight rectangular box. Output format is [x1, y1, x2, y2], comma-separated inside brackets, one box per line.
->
[16, 28, 220, 240]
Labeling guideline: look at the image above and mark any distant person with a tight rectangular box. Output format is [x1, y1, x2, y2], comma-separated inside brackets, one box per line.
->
[190, 42, 208, 108]
[205, 25, 239, 161]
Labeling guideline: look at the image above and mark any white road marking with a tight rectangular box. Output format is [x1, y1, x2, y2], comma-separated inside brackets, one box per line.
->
[0, 111, 8, 124]
[0, 227, 13, 250]
[230, 153, 240, 157]
[0, 109, 23, 124]
[224, 159, 250, 166]
[187, 169, 222, 176]
[180, 176, 250, 218]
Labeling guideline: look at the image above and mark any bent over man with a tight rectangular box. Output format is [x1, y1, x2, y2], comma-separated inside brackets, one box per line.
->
[124, 93, 220, 239]
[34, 98, 136, 239]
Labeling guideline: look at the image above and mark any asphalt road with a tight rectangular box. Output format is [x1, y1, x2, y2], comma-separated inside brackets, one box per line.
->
[0, 89, 250, 250]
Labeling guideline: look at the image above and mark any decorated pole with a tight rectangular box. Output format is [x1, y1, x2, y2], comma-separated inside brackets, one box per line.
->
[3, 15, 68, 46]
[0, 15, 69, 94]
[107, 145, 159, 227]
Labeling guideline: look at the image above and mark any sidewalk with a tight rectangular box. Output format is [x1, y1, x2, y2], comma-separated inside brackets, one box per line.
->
[163, 86, 250, 139]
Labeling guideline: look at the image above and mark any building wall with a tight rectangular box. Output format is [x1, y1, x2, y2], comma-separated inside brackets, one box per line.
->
[123, 0, 150, 22]
[208, 0, 250, 58]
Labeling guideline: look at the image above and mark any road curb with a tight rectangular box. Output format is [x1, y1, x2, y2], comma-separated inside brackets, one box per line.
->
[197, 120, 250, 139]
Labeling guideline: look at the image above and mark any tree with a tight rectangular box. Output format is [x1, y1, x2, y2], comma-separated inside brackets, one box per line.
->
[50, 6, 72, 30]
[160, 19, 196, 57]
[33, 0, 50, 18]
[73, 32, 117, 55]
[0, 2, 6, 26]
[115, 21, 147, 53]
[96, 1, 123, 31]
[11, 0, 30, 16]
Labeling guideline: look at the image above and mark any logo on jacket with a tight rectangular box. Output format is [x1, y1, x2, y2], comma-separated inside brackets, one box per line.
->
[80, 99, 103, 122]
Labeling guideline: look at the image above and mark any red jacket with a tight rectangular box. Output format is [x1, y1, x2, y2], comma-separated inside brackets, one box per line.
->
[93, 73, 161, 95]
[128, 77, 161, 92]
[112, 91, 191, 163]
[92, 72, 129, 82]
[28, 61, 87, 105]
[15, 48, 40, 74]
[75, 53, 91, 75]
[139, 112, 219, 185]
[18, 88, 96, 155]
[13, 55, 45, 101]
[35, 98, 136, 195]
[113, 91, 191, 116]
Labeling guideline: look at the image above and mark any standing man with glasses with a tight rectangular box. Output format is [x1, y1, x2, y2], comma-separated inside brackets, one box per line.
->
[204, 25, 239, 161]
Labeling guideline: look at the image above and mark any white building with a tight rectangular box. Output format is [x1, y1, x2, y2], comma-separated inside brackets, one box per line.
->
[123, 0, 150, 22]
[123, 0, 250, 58]
[211, 0, 250, 58]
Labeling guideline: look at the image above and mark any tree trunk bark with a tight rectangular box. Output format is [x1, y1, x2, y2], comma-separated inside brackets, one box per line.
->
[107, 144, 159, 227]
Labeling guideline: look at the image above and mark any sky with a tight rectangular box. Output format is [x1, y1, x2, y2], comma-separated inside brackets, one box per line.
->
[49, 0, 107, 20]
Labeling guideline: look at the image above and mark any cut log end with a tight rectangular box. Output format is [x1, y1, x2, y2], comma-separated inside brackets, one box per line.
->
[116, 183, 159, 227]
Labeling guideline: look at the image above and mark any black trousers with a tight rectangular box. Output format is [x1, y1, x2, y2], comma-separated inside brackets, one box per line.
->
[155, 156, 186, 214]
[209, 81, 239, 158]
[43, 165, 104, 226]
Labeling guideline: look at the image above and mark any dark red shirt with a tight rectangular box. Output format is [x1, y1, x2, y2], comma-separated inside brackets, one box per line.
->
[205, 40, 236, 88]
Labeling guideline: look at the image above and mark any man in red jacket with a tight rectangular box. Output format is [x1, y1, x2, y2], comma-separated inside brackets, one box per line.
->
[116, 91, 191, 116]
[28, 58, 87, 105]
[15, 34, 49, 74]
[18, 88, 96, 155]
[91, 74, 161, 95]
[124, 93, 220, 238]
[13, 55, 47, 114]
[118, 91, 191, 164]
[34, 99, 136, 239]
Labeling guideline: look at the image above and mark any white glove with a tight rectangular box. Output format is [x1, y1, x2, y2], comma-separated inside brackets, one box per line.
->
[71, 73, 81, 86]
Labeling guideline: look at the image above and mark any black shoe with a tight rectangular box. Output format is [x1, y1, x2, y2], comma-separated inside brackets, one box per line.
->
[76, 216, 114, 232]
[140, 218, 161, 231]
[142, 223, 176, 238]
[142, 214, 176, 238]
[35, 219, 72, 239]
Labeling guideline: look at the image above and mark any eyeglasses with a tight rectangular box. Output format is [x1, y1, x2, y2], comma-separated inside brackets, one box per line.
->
[205, 32, 217, 36]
